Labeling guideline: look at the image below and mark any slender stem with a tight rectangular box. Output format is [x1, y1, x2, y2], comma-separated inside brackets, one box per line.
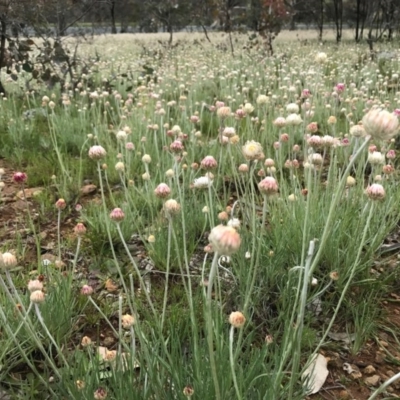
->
[367, 371, 400, 400]
[288, 239, 315, 398]
[57, 209, 62, 261]
[0, 303, 58, 395]
[72, 236, 81, 270]
[96, 161, 134, 314]
[309, 202, 375, 360]
[308, 135, 370, 277]
[161, 218, 172, 329]
[206, 252, 221, 400]
[230, 326, 242, 400]
[118, 295, 122, 357]
[88, 296, 131, 353]
[115, 223, 156, 317]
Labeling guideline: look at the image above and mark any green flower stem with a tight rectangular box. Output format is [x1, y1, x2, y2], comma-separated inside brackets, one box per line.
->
[287, 239, 315, 399]
[161, 218, 173, 329]
[57, 209, 62, 261]
[34, 303, 70, 368]
[309, 202, 376, 360]
[87, 296, 131, 353]
[307, 135, 371, 278]
[72, 236, 81, 271]
[367, 371, 400, 400]
[0, 276, 61, 377]
[206, 252, 221, 400]
[21, 185, 41, 268]
[96, 161, 134, 314]
[115, 222, 156, 317]
[229, 326, 242, 400]
[0, 302, 58, 395]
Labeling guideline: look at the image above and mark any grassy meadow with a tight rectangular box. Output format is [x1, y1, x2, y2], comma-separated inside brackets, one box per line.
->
[0, 31, 400, 399]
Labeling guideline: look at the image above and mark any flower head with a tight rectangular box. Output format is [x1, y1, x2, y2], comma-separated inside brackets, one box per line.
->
[362, 108, 399, 141]
[208, 225, 241, 256]
[258, 177, 278, 196]
[109, 208, 125, 222]
[121, 314, 135, 329]
[365, 184, 385, 200]
[30, 290, 45, 304]
[28, 279, 43, 292]
[242, 140, 263, 160]
[13, 172, 27, 183]
[229, 311, 246, 328]
[154, 183, 171, 198]
[73, 223, 87, 236]
[200, 155, 218, 170]
[88, 145, 107, 160]
[164, 199, 181, 216]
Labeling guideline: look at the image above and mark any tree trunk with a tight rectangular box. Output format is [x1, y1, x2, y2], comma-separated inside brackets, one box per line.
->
[318, 0, 324, 41]
[333, 0, 343, 43]
[111, 0, 117, 34]
[355, 0, 361, 41]
[0, 15, 7, 95]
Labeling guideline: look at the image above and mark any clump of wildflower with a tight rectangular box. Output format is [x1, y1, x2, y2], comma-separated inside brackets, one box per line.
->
[28, 279, 43, 292]
[229, 311, 246, 328]
[80, 285, 94, 296]
[121, 314, 135, 329]
[286, 103, 299, 114]
[362, 108, 399, 141]
[55, 198, 66, 210]
[1, 252, 17, 270]
[193, 175, 213, 189]
[73, 223, 86, 236]
[154, 183, 171, 198]
[81, 336, 92, 347]
[183, 386, 194, 397]
[242, 140, 264, 160]
[238, 164, 249, 173]
[258, 177, 278, 196]
[346, 176, 356, 187]
[315, 52, 328, 64]
[286, 113, 302, 126]
[94, 387, 108, 400]
[200, 155, 218, 170]
[30, 290, 45, 304]
[350, 124, 366, 138]
[13, 172, 27, 183]
[142, 154, 151, 164]
[256, 95, 269, 105]
[273, 117, 286, 128]
[306, 122, 319, 134]
[368, 151, 385, 165]
[223, 127, 236, 137]
[164, 199, 181, 216]
[217, 106, 231, 119]
[365, 184, 385, 200]
[110, 208, 125, 222]
[243, 103, 254, 114]
[208, 225, 241, 256]
[88, 145, 107, 160]
[170, 140, 184, 153]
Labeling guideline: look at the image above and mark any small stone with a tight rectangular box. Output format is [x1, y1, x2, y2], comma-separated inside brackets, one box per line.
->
[375, 353, 384, 364]
[380, 340, 389, 347]
[339, 389, 350, 399]
[364, 375, 381, 386]
[364, 365, 376, 374]
[80, 184, 97, 195]
[103, 336, 114, 346]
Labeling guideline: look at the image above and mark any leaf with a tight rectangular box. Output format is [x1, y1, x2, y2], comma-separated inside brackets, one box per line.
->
[302, 354, 329, 395]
